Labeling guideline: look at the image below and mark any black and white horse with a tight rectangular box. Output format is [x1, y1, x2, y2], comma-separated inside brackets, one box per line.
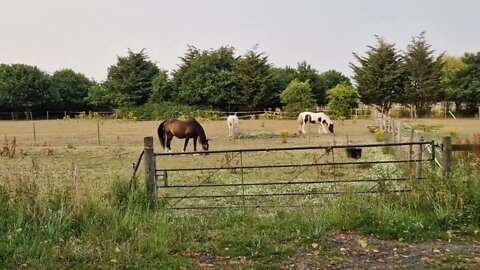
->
[297, 112, 334, 134]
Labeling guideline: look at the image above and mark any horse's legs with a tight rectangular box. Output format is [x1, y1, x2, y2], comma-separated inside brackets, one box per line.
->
[166, 135, 173, 152]
[299, 123, 306, 134]
[183, 138, 190, 152]
[320, 123, 328, 134]
[193, 136, 198, 151]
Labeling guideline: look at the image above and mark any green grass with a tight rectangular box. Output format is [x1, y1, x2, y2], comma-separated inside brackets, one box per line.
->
[1, 161, 480, 268]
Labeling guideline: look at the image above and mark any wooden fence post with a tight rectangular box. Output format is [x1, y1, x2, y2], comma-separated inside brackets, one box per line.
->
[97, 120, 101, 145]
[417, 136, 424, 179]
[33, 122, 37, 145]
[442, 136, 453, 175]
[144, 137, 157, 195]
[397, 122, 402, 143]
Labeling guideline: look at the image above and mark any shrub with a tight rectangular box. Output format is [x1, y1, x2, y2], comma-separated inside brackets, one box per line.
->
[326, 83, 359, 118]
[280, 79, 315, 118]
[389, 107, 410, 118]
[374, 128, 386, 142]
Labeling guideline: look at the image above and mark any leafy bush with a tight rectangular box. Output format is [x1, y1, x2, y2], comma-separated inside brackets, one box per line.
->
[374, 128, 386, 142]
[119, 102, 195, 120]
[326, 83, 359, 118]
[280, 79, 315, 118]
[389, 106, 411, 118]
[431, 108, 445, 118]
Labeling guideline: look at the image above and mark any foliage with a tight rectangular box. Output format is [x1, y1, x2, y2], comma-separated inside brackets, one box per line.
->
[295, 61, 324, 105]
[326, 83, 359, 118]
[389, 106, 411, 118]
[172, 46, 242, 111]
[403, 32, 444, 116]
[149, 69, 173, 103]
[453, 52, 480, 114]
[279, 79, 315, 117]
[236, 49, 276, 110]
[85, 83, 121, 109]
[51, 69, 93, 110]
[279, 129, 289, 143]
[317, 70, 351, 105]
[441, 55, 466, 110]
[374, 128, 386, 142]
[350, 36, 406, 114]
[270, 66, 297, 108]
[0, 64, 56, 111]
[104, 49, 160, 106]
[121, 102, 194, 120]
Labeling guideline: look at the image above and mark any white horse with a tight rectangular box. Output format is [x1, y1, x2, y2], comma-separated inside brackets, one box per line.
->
[298, 112, 334, 134]
[227, 114, 239, 137]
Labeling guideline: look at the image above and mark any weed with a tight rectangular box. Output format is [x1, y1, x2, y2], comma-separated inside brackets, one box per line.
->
[279, 129, 289, 143]
[1, 136, 17, 158]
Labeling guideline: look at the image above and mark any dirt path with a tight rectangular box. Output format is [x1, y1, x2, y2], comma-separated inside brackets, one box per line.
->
[322, 232, 480, 269]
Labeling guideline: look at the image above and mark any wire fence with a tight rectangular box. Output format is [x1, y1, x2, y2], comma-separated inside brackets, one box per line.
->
[0, 111, 117, 121]
[0, 108, 374, 121]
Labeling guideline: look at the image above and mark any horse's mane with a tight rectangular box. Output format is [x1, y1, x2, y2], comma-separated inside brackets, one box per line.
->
[188, 118, 207, 143]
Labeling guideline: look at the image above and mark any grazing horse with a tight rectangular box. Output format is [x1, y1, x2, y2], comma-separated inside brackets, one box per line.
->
[227, 114, 239, 137]
[297, 112, 335, 134]
[157, 118, 209, 152]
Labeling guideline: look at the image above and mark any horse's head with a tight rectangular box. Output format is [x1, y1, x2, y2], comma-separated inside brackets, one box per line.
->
[201, 139, 209, 151]
[328, 124, 334, 134]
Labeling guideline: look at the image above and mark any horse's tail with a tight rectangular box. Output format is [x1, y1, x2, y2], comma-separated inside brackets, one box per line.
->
[297, 113, 304, 124]
[157, 120, 166, 148]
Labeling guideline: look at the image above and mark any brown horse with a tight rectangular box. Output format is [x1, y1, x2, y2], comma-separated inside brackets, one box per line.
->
[157, 118, 209, 152]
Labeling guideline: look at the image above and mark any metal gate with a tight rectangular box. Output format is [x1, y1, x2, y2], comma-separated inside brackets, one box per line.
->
[149, 140, 434, 210]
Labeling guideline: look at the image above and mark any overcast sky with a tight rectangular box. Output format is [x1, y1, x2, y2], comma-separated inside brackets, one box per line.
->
[1, 0, 478, 81]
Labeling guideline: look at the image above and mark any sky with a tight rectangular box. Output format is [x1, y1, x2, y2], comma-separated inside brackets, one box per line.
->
[1, 0, 479, 82]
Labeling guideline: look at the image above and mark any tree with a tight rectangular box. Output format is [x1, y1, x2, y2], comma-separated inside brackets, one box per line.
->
[104, 49, 159, 106]
[149, 70, 173, 103]
[279, 79, 315, 117]
[171, 46, 242, 111]
[295, 61, 323, 104]
[0, 64, 56, 113]
[403, 32, 444, 116]
[85, 83, 121, 110]
[317, 70, 351, 105]
[327, 83, 359, 118]
[454, 52, 480, 114]
[236, 50, 275, 110]
[350, 36, 406, 114]
[441, 55, 466, 112]
[51, 69, 93, 110]
[270, 66, 297, 108]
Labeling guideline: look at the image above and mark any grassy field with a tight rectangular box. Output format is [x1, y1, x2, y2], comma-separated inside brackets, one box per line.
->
[1, 117, 479, 269]
[403, 118, 480, 141]
[0, 118, 379, 198]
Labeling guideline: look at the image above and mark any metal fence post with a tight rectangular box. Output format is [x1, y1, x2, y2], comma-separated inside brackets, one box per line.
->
[144, 137, 157, 195]
[442, 136, 453, 175]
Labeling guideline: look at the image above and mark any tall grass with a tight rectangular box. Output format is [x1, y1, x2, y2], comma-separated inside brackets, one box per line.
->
[1, 159, 479, 268]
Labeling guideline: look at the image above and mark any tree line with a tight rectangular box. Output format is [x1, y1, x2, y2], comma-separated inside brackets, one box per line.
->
[352, 32, 480, 116]
[0, 32, 478, 118]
